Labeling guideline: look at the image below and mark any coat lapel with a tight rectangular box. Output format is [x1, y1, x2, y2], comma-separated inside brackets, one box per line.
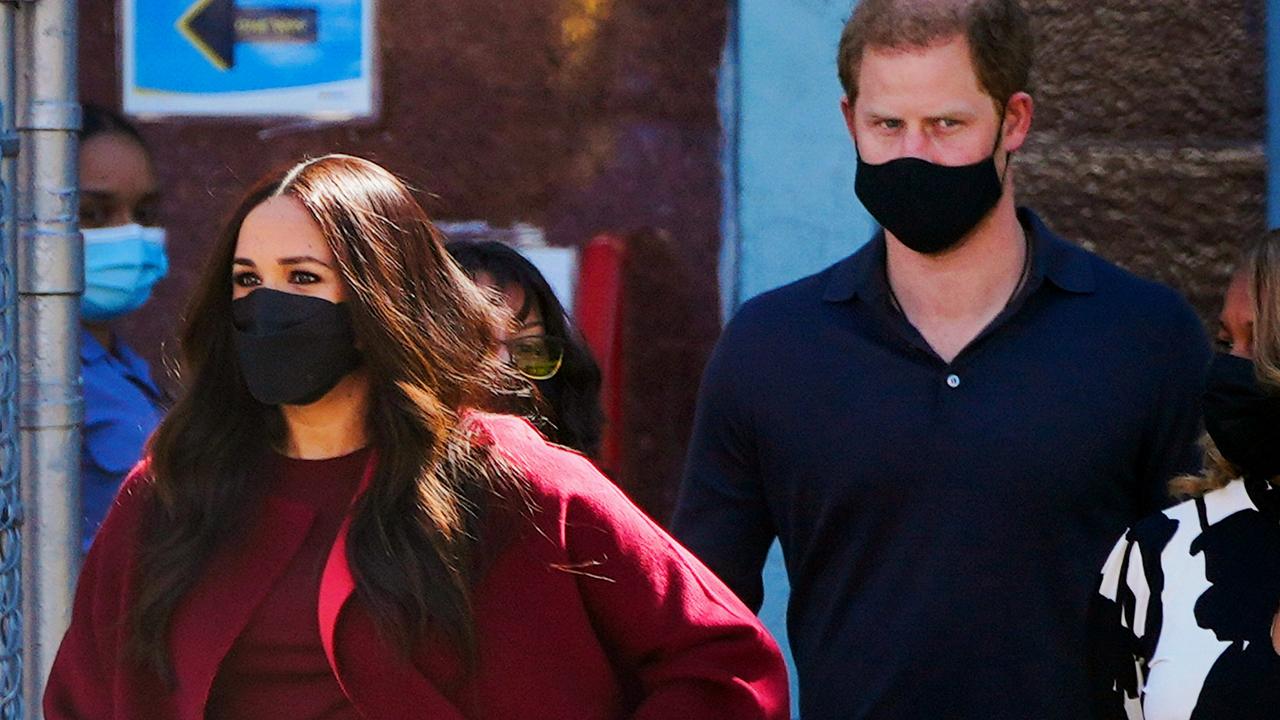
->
[318, 452, 470, 719]
[167, 494, 316, 719]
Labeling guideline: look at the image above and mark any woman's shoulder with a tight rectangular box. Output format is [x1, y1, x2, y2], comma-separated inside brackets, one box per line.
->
[463, 411, 619, 505]
[1120, 479, 1259, 552]
[86, 459, 157, 553]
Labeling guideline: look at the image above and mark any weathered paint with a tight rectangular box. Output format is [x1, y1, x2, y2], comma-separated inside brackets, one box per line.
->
[721, 0, 874, 314]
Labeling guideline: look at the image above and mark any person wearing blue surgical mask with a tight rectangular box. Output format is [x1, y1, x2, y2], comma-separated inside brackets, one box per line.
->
[77, 105, 167, 551]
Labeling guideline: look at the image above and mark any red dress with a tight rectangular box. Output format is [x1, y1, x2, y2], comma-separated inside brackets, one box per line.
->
[45, 413, 789, 719]
[205, 448, 368, 719]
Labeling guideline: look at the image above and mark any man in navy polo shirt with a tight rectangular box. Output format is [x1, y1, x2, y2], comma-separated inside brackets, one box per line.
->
[673, 1, 1210, 718]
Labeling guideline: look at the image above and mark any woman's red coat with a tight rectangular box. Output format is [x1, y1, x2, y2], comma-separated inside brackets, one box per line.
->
[44, 413, 789, 719]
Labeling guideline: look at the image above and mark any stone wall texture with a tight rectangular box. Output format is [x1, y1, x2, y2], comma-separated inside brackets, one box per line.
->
[1020, 0, 1266, 316]
[79, 0, 1266, 524]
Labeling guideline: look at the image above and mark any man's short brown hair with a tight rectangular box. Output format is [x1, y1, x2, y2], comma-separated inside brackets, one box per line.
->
[837, 0, 1033, 111]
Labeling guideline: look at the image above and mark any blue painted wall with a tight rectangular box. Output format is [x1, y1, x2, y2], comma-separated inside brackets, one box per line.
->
[718, 2, 871, 715]
[720, 0, 875, 316]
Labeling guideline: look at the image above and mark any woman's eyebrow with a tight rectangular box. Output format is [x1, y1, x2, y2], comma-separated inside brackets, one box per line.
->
[278, 255, 333, 268]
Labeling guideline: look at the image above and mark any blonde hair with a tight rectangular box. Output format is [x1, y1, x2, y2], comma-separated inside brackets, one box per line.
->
[1170, 229, 1280, 498]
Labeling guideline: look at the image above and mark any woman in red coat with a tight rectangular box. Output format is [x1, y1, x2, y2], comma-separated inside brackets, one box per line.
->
[45, 154, 789, 719]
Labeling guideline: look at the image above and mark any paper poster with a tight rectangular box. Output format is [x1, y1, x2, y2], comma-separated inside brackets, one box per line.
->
[123, 0, 376, 118]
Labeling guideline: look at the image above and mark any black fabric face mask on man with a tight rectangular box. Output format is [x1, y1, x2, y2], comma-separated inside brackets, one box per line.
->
[232, 288, 361, 406]
[1203, 352, 1280, 480]
[854, 123, 1008, 255]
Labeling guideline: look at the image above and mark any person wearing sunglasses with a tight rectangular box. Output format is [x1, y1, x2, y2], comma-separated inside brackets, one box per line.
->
[447, 240, 604, 458]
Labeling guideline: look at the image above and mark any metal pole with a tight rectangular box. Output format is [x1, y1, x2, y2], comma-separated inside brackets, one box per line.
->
[0, 0, 25, 716]
[16, 0, 81, 713]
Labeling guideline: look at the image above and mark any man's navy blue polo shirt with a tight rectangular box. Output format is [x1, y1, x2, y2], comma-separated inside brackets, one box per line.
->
[674, 209, 1210, 719]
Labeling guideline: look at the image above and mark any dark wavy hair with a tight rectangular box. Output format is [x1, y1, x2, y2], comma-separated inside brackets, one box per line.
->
[129, 155, 528, 679]
[81, 103, 145, 144]
[446, 240, 604, 458]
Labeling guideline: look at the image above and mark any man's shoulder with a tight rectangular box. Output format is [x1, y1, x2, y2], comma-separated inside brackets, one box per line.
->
[1044, 230, 1201, 337]
[724, 250, 865, 339]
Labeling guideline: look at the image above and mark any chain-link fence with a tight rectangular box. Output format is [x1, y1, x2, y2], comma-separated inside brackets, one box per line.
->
[0, 1, 24, 710]
[0, 6, 24, 708]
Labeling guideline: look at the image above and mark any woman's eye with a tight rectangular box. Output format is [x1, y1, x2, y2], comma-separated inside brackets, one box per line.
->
[79, 204, 107, 228]
[290, 270, 321, 284]
[233, 272, 261, 288]
[134, 201, 160, 226]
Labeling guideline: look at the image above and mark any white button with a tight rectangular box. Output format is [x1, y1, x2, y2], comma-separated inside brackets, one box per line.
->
[946, 374, 961, 388]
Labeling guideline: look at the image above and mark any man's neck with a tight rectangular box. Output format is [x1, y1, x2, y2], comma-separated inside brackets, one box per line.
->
[884, 197, 1028, 362]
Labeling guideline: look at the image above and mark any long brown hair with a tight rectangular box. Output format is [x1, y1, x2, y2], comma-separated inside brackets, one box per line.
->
[130, 154, 527, 678]
[1171, 229, 1280, 498]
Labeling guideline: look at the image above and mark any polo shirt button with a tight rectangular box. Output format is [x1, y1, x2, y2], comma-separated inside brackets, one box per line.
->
[946, 374, 961, 388]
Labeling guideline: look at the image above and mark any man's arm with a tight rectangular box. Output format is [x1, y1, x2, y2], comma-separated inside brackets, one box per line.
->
[1137, 298, 1211, 514]
[672, 329, 776, 611]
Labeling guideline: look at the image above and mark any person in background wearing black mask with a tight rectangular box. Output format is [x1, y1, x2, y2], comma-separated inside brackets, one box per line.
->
[44, 154, 789, 719]
[446, 240, 604, 459]
[1091, 231, 1280, 719]
[673, 1, 1210, 718]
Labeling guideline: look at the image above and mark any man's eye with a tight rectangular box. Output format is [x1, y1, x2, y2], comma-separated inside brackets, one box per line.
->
[233, 272, 261, 287]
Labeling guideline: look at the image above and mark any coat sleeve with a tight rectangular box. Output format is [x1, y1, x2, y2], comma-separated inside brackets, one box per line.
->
[554, 454, 790, 720]
[1087, 530, 1150, 720]
[669, 320, 776, 611]
[43, 465, 149, 719]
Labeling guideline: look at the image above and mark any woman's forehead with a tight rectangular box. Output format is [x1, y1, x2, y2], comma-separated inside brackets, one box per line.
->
[235, 196, 332, 260]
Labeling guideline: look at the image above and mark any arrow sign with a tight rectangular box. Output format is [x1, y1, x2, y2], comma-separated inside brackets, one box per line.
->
[177, 0, 318, 71]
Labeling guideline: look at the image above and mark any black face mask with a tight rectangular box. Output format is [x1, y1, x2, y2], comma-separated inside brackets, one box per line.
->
[854, 125, 1008, 255]
[232, 288, 361, 406]
[1203, 352, 1280, 480]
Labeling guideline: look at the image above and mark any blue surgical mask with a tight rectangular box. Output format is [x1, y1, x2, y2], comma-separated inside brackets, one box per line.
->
[82, 223, 168, 322]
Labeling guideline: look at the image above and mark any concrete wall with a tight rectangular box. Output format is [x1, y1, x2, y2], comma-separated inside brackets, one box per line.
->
[722, 0, 876, 311]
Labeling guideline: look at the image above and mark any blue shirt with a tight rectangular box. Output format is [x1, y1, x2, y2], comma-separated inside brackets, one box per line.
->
[673, 209, 1211, 720]
[81, 329, 164, 551]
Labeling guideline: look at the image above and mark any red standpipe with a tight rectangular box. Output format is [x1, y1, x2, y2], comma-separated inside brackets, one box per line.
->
[573, 235, 627, 480]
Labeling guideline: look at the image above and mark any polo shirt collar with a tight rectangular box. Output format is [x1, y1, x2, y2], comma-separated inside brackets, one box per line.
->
[1020, 207, 1096, 295]
[822, 206, 1096, 304]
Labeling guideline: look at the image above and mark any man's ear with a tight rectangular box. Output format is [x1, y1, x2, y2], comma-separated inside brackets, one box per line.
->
[840, 95, 860, 152]
[1000, 92, 1034, 154]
